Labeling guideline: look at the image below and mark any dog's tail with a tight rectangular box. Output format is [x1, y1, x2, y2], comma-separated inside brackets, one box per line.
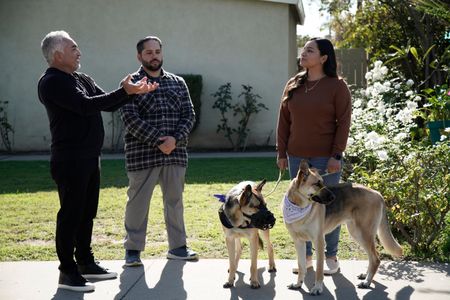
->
[378, 203, 403, 257]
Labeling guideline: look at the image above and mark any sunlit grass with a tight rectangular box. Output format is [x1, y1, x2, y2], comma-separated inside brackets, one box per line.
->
[0, 158, 366, 262]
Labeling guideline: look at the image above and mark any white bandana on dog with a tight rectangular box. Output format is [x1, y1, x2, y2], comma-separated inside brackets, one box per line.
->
[283, 194, 312, 224]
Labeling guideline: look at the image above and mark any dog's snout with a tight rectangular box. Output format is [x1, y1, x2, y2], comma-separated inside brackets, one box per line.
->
[311, 187, 336, 205]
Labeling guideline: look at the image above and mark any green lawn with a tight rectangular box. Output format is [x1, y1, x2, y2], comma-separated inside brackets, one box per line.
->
[0, 158, 366, 262]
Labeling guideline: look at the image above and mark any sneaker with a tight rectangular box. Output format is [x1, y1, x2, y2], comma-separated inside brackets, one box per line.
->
[78, 262, 118, 279]
[58, 271, 95, 292]
[167, 245, 198, 261]
[125, 250, 143, 267]
[292, 258, 313, 274]
[324, 257, 340, 275]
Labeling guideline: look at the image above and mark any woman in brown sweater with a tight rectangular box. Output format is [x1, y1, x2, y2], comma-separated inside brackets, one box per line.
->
[277, 38, 352, 274]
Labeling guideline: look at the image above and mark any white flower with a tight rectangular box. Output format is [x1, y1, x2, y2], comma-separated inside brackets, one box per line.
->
[396, 108, 415, 124]
[406, 101, 418, 110]
[406, 79, 414, 86]
[405, 90, 414, 97]
[347, 137, 354, 146]
[386, 108, 393, 117]
[352, 108, 363, 118]
[377, 150, 389, 161]
[365, 131, 384, 150]
[353, 99, 362, 108]
[365, 71, 372, 80]
[380, 66, 388, 75]
[377, 103, 386, 114]
[394, 84, 401, 89]
[394, 132, 407, 142]
[374, 60, 383, 68]
[355, 132, 366, 141]
[414, 95, 421, 101]
[372, 70, 383, 82]
[367, 100, 377, 108]
[445, 127, 450, 133]
[440, 135, 447, 141]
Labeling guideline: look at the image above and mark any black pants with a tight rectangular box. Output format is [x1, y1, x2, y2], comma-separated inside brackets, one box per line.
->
[50, 157, 100, 273]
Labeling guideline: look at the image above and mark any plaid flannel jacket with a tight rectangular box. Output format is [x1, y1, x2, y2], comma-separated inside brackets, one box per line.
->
[120, 67, 195, 171]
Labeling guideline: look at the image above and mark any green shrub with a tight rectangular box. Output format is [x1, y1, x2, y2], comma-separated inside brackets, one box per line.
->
[345, 60, 450, 261]
[179, 74, 203, 133]
[365, 142, 450, 260]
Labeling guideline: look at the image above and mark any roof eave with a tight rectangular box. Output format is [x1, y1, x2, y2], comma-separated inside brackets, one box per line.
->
[258, 0, 305, 25]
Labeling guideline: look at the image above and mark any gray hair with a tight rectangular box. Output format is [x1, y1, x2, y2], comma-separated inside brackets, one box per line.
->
[41, 30, 72, 64]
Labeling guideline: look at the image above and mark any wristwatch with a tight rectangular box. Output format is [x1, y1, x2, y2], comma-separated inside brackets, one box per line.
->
[332, 153, 342, 160]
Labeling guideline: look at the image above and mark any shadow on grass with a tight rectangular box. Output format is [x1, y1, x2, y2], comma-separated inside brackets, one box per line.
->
[0, 157, 280, 194]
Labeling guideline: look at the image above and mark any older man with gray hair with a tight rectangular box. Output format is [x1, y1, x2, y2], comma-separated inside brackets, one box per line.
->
[38, 30, 158, 292]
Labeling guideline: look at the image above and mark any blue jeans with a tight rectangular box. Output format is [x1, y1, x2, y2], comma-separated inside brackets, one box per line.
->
[288, 156, 341, 258]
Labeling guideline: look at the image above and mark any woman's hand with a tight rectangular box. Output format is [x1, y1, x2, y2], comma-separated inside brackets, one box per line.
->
[277, 158, 288, 170]
[327, 157, 341, 173]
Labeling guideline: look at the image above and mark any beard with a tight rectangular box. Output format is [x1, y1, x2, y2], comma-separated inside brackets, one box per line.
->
[142, 59, 163, 72]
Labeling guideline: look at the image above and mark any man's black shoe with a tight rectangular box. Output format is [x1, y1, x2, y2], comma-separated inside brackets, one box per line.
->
[78, 262, 118, 280]
[58, 271, 95, 292]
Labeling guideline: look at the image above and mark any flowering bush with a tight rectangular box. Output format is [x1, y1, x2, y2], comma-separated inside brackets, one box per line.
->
[344, 61, 450, 260]
[345, 61, 421, 175]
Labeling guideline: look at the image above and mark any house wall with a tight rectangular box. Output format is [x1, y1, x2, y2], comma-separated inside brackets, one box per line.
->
[0, 0, 298, 151]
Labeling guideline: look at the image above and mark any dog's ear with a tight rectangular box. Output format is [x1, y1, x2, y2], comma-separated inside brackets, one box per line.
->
[296, 169, 304, 188]
[300, 160, 310, 174]
[296, 160, 310, 187]
[239, 184, 253, 207]
[255, 179, 266, 192]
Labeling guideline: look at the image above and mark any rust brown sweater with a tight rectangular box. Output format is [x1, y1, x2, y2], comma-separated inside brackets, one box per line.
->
[277, 76, 351, 159]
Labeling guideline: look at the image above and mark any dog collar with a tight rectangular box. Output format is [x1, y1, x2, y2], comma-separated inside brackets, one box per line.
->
[218, 205, 254, 229]
[283, 194, 312, 224]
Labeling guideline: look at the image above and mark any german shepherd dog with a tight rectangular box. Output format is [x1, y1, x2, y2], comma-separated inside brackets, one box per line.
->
[283, 160, 402, 295]
[217, 180, 277, 289]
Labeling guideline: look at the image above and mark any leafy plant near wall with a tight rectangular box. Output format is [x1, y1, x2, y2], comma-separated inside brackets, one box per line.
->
[211, 83, 268, 151]
[179, 74, 203, 133]
[0, 100, 13, 152]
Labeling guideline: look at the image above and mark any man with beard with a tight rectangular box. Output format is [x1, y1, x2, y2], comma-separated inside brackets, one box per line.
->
[120, 36, 198, 266]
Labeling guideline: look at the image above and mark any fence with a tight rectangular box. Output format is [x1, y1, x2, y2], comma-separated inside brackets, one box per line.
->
[335, 48, 368, 88]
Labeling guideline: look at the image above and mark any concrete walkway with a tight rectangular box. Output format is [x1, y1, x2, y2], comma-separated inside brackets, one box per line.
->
[0, 259, 449, 300]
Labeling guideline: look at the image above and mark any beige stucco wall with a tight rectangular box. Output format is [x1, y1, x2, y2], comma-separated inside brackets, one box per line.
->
[0, 0, 300, 151]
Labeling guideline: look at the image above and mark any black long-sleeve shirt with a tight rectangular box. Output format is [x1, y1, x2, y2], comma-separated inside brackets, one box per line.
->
[38, 67, 130, 162]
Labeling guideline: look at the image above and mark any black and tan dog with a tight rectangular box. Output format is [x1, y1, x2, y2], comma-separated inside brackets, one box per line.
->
[282, 160, 402, 295]
[217, 180, 276, 289]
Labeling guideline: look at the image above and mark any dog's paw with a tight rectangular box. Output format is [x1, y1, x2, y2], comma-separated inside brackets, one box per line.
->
[223, 282, 234, 288]
[357, 281, 372, 289]
[310, 283, 323, 295]
[250, 281, 261, 289]
[357, 273, 367, 280]
[287, 282, 303, 290]
[268, 266, 277, 273]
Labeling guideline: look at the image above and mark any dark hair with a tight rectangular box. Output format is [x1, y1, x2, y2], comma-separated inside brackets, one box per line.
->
[136, 36, 162, 54]
[283, 38, 338, 101]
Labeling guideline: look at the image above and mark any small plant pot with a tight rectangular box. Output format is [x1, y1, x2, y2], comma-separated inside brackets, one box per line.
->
[427, 120, 450, 144]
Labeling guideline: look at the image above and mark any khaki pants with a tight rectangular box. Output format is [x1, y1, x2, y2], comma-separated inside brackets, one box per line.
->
[123, 165, 187, 251]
